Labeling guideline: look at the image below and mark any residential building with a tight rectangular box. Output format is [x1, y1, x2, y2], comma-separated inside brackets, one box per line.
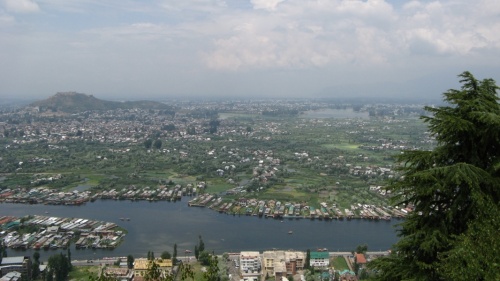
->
[0, 257, 31, 280]
[0, 271, 21, 281]
[309, 251, 329, 267]
[240, 251, 261, 281]
[239, 251, 261, 272]
[133, 258, 172, 281]
[355, 253, 367, 269]
[103, 267, 134, 281]
[263, 250, 305, 279]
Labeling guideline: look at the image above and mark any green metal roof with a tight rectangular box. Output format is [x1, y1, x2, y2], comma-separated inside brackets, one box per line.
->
[310, 251, 329, 259]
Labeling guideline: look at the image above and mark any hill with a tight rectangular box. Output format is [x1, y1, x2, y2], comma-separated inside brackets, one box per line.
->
[30, 92, 175, 113]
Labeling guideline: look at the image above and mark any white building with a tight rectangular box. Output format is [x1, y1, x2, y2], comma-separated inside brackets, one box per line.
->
[240, 251, 261, 272]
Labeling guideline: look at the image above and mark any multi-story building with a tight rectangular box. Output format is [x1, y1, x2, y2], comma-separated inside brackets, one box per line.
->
[239, 251, 261, 272]
[309, 251, 329, 267]
[133, 258, 172, 281]
[263, 250, 305, 279]
[240, 251, 261, 281]
[0, 256, 31, 280]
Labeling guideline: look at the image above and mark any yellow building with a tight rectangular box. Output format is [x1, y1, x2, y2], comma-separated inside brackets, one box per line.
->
[133, 258, 172, 280]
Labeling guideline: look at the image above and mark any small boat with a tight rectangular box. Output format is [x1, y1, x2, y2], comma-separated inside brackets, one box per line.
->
[185, 250, 192, 253]
[288, 230, 293, 234]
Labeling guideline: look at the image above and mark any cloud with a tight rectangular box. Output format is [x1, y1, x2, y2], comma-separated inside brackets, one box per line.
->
[200, 0, 500, 70]
[251, 0, 284, 11]
[1, 0, 500, 98]
[4, 0, 39, 13]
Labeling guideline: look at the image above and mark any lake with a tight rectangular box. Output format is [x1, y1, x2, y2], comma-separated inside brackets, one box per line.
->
[301, 108, 369, 119]
[2, 200, 399, 260]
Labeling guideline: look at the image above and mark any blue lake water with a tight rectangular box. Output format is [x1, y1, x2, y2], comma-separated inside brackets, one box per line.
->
[2, 200, 399, 260]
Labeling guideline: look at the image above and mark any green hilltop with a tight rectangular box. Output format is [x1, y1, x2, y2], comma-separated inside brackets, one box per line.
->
[30, 92, 175, 113]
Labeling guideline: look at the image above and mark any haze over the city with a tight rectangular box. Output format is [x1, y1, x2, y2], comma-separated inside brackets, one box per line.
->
[1, 0, 499, 101]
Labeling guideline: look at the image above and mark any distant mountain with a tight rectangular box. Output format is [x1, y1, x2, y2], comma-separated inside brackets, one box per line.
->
[29, 92, 175, 113]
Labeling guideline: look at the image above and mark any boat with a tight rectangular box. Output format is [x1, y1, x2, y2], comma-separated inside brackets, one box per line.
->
[288, 230, 293, 234]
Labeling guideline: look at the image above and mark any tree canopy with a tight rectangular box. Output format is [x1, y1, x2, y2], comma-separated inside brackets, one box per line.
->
[368, 71, 500, 280]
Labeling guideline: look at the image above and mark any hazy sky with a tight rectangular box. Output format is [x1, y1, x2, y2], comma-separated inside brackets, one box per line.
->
[1, 0, 499, 100]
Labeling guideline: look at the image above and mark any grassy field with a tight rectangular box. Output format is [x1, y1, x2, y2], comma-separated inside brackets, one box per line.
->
[331, 256, 350, 271]
[68, 266, 101, 281]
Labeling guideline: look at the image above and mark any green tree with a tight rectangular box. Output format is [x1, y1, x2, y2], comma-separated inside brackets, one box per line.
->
[194, 245, 199, 260]
[147, 251, 155, 261]
[144, 139, 153, 149]
[198, 251, 211, 266]
[161, 251, 171, 260]
[127, 255, 134, 269]
[180, 263, 195, 281]
[67, 248, 72, 271]
[143, 260, 174, 281]
[203, 254, 220, 281]
[304, 249, 310, 269]
[198, 235, 205, 252]
[32, 252, 41, 280]
[173, 244, 177, 264]
[368, 71, 500, 280]
[355, 244, 367, 254]
[154, 139, 162, 149]
[46, 269, 53, 281]
[47, 253, 71, 281]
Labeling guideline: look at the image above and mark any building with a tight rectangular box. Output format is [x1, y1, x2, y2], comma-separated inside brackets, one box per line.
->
[263, 250, 305, 279]
[133, 258, 172, 281]
[0, 257, 31, 279]
[309, 251, 329, 267]
[239, 251, 261, 272]
[103, 267, 134, 281]
[240, 251, 261, 280]
[0, 271, 21, 281]
[355, 253, 367, 269]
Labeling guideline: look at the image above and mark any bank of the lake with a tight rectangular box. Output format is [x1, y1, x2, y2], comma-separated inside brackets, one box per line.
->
[2, 200, 399, 260]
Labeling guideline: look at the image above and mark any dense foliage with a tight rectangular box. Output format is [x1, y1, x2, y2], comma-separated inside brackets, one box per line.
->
[368, 72, 500, 280]
[46, 253, 72, 281]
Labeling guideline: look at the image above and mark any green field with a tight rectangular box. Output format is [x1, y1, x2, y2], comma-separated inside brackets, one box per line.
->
[0, 112, 432, 210]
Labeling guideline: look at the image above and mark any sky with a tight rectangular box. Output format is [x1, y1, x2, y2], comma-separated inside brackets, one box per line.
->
[1, 0, 499, 101]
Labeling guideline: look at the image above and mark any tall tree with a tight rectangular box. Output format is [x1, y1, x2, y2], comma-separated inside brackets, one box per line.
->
[198, 235, 205, 252]
[173, 244, 177, 264]
[32, 252, 41, 280]
[304, 249, 311, 269]
[144, 139, 153, 149]
[67, 248, 72, 270]
[154, 139, 162, 149]
[127, 255, 134, 269]
[194, 245, 199, 260]
[144, 260, 174, 281]
[47, 253, 71, 281]
[368, 72, 500, 280]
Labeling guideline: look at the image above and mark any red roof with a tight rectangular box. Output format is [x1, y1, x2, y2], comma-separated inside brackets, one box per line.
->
[355, 253, 367, 264]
